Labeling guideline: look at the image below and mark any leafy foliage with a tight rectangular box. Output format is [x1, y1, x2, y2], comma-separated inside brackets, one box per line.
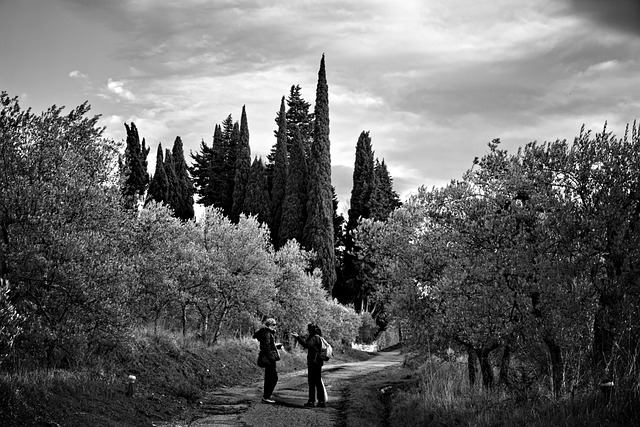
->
[0, 92, 134, 367]
[356, 125, 640, 397]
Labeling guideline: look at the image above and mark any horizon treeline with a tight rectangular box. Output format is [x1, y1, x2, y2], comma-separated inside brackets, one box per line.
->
[120, 55, 402, 308]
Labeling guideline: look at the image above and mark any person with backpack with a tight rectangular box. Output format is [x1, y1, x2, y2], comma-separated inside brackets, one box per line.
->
[292, 323, 328, 407]
[253, 318, 280, 404]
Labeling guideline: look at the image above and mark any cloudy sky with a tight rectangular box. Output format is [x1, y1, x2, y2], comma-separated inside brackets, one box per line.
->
[1, 0, 639, 214]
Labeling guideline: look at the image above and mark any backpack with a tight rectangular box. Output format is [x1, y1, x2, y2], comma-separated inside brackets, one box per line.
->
[318, 336, 333, 361]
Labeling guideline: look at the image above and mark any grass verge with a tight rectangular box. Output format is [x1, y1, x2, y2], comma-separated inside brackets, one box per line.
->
[2, 328, 363, 427]
[388, 356, 640, 427]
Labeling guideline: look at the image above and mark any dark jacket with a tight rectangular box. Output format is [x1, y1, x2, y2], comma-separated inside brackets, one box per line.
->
[253, 327, 279, 362]
[295, 333, 323, 366]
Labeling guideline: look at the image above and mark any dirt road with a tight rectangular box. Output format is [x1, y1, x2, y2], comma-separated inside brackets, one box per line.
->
[153, 350, 403, 427]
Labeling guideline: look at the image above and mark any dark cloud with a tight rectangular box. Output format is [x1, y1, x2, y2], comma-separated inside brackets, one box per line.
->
[567, 0, 640, 35]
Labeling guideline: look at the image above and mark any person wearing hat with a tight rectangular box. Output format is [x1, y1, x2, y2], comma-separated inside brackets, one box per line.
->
[292, 323, 327, 407]
[253, 317, 280, 404]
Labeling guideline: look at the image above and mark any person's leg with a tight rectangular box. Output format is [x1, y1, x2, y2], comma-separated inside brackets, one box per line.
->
[316, 368, 326, 404]
[264, 363, 278, 399]
[307, 366, 317, 403]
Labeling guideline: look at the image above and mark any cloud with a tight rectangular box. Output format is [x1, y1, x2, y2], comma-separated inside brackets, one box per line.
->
[106, 78, 135, 101]
[565, 0, 640, 35]
[60, 0, 640, 203]
[68, 70, 88, 79]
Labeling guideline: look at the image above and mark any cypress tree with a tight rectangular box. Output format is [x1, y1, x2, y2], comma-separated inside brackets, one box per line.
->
[271, 97, 289, 248]
[347, 131, 375, 231]
[120, 122, 150, 209]
[146, 142, 168, 206]
[164, 149, 180, 216]
[303, 54, 337, 292]
[210, 124, 228, 212]
[231, 106, 252, 223]
[279, 125, 308, 247]
[171, 136, 195, 221]
[243, 157, 271, 225]
[332, 185, 347, 300]
[224, 120, 240, 216]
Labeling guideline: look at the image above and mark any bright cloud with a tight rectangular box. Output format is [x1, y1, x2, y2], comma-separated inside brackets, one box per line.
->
[69, 70, 87, 79]
[106, 78, 135, 101]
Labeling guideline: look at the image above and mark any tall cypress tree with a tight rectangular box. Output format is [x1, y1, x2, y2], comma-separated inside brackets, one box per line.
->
[271, 97, 289, 248]
[303, 54, 337, 292]
[231, 106, 252, 223]
[337, 131, 375, 305]
[146, 143, 168, 206]
[164, 149, 180, 216]
[347, 131, 375, 231]
[120, 122, 150, 209]
[279, 125, 308, 247]
[171, 136, 195, 221]
[224, 121, 240, 216]
[243, 157, 271, 225]
[210, 124, 228, 212]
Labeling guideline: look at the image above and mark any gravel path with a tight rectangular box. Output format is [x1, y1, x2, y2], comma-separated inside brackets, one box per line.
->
[153, 350, 403, 427]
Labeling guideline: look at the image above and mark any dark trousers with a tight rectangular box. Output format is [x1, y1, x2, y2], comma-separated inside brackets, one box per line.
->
[263, 362, 278, 399]
[307, 364, 325, 403]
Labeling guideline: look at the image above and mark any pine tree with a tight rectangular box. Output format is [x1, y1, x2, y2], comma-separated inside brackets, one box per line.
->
[171, 136, 195, 221]
[303, 54, 337, 292]
[271, 97, 289, 248]
[268, 85, 314, 191]
[120, 122, 150, 209]
[243, 157, 271, 225]
[286, 84, 314, 155]
[190, 123, 226, 209]
[273, 84, 314, 155]
[231, 106, 252, 223]
[147, 143, 168, 206]
[369, 158, 401, 221]
[190, 138, 213, 205]
[279, 125, 308, 247]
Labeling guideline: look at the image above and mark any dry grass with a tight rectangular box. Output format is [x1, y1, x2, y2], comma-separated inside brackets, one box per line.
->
[388, 357, 640, 427]
[0, 325, 314, 426]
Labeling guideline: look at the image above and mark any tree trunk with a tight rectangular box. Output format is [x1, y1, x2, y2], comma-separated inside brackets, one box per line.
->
[592, 293, 617, 373]
[499, 344, 512, 386]
[181, 303, 188, 338]
[200, 311, 210, 343]
[210, 306, 230, 346]
[477, 348, 495, 389]
[467, 346, 478, 387]
[544, 335, 563, 396]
